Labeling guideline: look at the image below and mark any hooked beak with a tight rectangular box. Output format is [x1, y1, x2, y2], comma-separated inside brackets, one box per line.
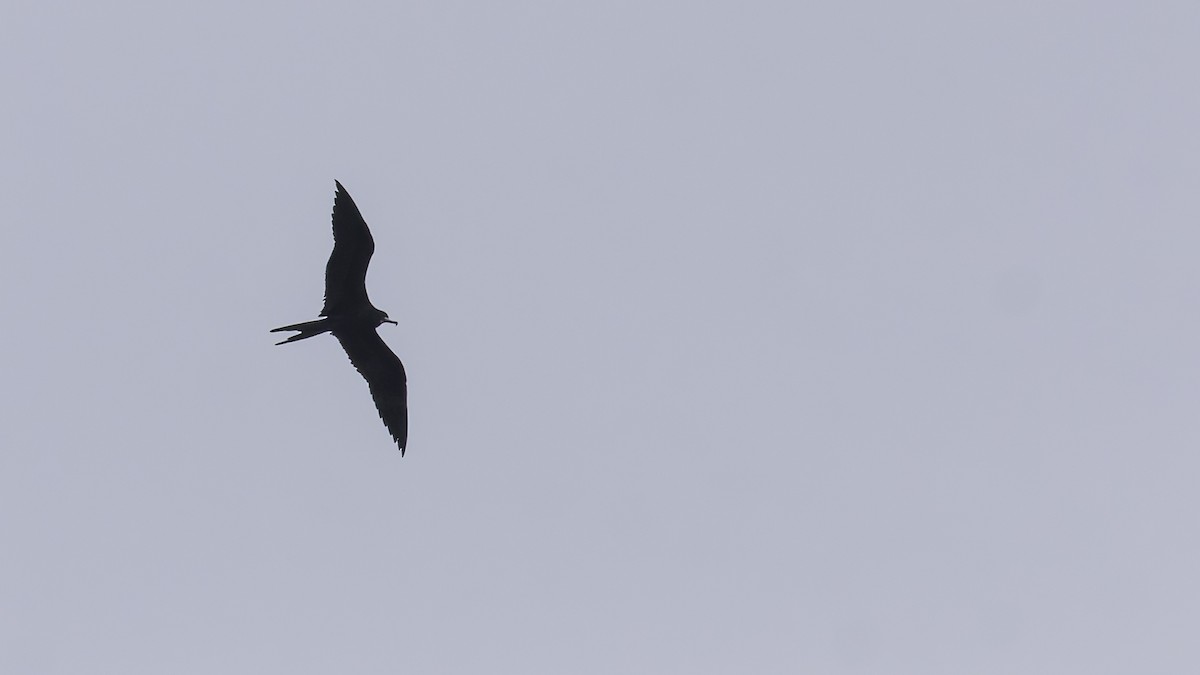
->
[383, 319, 398, 325]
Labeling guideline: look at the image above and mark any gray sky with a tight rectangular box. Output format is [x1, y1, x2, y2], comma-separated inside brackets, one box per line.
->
[3, 2, 1199, 673]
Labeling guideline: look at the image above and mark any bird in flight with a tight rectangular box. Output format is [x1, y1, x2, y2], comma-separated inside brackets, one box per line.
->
[271, 181, 408, 454]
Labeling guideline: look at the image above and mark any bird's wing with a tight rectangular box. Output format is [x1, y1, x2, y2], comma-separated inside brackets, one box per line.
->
[334, 327, 408, 453]
[321, 181, 376, 316]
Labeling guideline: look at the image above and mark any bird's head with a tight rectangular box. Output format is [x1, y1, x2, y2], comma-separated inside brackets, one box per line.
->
[373, 308, 398, 328]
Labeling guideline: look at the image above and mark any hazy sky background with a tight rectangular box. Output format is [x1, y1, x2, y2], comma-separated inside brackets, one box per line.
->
[3, 2, 1199, 673]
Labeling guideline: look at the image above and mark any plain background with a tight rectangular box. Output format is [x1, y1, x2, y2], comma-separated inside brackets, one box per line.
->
[3, 2, 1199, 673]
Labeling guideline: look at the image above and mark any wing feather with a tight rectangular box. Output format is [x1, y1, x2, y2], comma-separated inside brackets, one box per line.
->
[322, 181, 375, 316]
[333, 327, 408, 453]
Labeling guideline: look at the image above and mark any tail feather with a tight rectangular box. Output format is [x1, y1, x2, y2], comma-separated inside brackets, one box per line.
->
[271, 318, 332, 345]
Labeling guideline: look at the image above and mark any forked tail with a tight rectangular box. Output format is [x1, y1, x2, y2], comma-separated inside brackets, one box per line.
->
[270, 318, 333, 345]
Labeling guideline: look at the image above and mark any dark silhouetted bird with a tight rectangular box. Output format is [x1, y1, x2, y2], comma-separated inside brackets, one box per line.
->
[271, 181, 408, 453]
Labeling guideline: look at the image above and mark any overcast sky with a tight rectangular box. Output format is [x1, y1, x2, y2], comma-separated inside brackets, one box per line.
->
[3, 2, 1199, 673]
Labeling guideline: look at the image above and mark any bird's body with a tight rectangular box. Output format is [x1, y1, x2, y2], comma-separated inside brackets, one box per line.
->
[272, 181, 408, 453]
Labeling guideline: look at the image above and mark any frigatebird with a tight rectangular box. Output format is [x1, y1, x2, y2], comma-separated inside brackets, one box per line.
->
[271, 181, 408, 454]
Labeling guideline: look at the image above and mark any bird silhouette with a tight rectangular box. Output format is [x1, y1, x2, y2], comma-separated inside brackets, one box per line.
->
[271, 181, 408, 453]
